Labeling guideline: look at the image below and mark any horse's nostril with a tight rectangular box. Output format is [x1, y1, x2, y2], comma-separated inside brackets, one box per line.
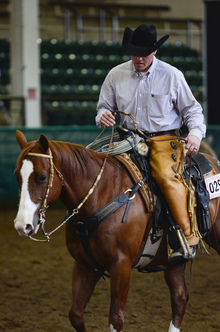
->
[25, 224, 33, 232]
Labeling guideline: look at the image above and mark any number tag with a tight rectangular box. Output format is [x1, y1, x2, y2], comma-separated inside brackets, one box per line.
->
[205, 174, 220, 199]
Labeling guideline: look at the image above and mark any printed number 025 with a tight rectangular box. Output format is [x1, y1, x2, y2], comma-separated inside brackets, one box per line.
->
[209, 179, 220, 194]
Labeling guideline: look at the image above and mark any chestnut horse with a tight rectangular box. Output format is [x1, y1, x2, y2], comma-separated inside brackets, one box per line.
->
[14, 130, 220, 332]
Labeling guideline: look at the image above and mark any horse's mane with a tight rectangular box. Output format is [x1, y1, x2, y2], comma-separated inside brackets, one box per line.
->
[50, 140, 122, 179]
[51, 141, 105, 168]
[16, 139, 119, 177]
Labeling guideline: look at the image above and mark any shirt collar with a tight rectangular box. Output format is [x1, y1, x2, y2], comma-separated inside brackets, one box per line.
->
[132, 56, 157, 77]
[147, 56, 157, 76]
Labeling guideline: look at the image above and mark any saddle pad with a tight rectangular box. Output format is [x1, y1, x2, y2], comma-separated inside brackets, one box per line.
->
[133, 228, 163, 269]
[114, 153, 152, 211]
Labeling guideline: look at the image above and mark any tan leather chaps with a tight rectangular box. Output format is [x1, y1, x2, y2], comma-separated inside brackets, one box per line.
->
[147, 135, 199, 246]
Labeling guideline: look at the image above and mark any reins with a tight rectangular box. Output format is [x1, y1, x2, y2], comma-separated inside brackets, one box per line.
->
[25, 111, 187, 243]
[115, 110, 187, 142]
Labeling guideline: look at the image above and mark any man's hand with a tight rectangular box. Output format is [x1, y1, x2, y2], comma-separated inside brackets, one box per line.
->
[100, 110, 116, 127]
[185, 134, 201, 155]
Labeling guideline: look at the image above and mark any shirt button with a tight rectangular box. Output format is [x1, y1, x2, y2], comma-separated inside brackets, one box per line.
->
[139, 94, 142, 97]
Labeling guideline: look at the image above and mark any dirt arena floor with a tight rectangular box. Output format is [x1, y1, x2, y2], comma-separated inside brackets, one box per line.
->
[1, 207, 220, 332]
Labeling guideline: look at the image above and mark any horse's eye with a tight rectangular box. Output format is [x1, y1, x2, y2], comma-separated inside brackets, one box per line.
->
[36, 174, 47, 184]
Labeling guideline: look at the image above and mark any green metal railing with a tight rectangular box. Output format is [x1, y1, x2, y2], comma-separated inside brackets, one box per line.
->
[0, 125, 219, 208]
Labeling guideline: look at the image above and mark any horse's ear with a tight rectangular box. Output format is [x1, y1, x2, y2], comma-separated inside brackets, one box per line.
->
[39, 134, 49, 153]
[16, 130, 27, 149]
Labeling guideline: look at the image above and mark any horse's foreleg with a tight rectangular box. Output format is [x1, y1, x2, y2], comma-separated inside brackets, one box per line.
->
[109, 257, 132, 332]
[69, 261, 100, 332]
[164, 263, 189, 332]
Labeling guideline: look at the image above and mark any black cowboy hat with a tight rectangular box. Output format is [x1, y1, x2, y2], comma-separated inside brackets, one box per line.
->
[122, 23, 169, 57]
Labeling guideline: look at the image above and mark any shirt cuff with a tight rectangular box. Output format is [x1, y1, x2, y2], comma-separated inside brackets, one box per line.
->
[95, 110, 106, 128]
[188, 127, 206, 141]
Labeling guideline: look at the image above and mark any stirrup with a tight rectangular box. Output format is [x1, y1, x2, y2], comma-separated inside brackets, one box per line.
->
[169, 245, 197, 262]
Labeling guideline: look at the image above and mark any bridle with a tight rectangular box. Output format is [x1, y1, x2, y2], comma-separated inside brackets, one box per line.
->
[25, 130, 114, 242]
[26, 149, 65, 241]
[27, 149, 64, 212]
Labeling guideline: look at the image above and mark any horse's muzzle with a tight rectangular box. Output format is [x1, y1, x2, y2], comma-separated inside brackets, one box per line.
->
[14, 220, 34, 237]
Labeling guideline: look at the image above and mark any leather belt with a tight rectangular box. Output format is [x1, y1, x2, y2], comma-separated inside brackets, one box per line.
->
[141, 129, 180, 138]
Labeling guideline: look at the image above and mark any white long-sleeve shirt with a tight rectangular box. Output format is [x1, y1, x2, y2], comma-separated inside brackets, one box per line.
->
[96, 56, 206, 140]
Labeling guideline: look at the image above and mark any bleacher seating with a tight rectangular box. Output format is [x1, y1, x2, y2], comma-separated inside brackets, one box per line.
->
[44, 99, 97, 126]
[0, 38, 204, 125]
[0, 39, 10, 94]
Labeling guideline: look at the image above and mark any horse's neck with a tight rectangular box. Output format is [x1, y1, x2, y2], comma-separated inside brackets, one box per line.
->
[54, 143, 103, 210]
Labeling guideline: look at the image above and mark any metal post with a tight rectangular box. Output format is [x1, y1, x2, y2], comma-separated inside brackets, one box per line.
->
[11, 0, 41, 127]
[99, 9, 105, 42]
[112, 15, 119, 43]
[187, 20, 193, 49]
[76, 14, 83, 41]
[64, 7, 70, 40]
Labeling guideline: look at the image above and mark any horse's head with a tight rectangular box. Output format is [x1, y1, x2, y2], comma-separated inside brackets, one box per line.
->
[14, 130, 63, 237]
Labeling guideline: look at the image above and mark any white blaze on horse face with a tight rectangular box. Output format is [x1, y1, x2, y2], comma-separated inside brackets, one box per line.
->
[14, 159, 39, 236]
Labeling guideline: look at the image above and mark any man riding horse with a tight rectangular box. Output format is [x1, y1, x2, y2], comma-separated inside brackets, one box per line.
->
[95, 23, 206, 261]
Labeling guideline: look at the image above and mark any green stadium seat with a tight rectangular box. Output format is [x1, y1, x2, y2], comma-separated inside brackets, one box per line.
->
[170, 56, 186, 71]
[70, 41, 94, 55]
[0, 85, 8, 94]
[94, 68, 107, 84]
[78, 68, 94, 84]
[185, 70, 203, 86]
[190, 85, 204, 101]
[40, 39, 61, 54]
[41, 53, 56, 69]
[0, 68, 10, 84]
[64, 68, 80, 84]
[45, 98, 97, 126]
[41, 84, 60, 95]
[92, 54, 109, 69]
[107, 54, 122, 67]
[0, 52, 10, 69]
[85, 84, 101, 95]
[159, 55, 172, 64]
[53, 53, 68, 67]
[121, 55, 130, 62]
[66, 53, 84, 69]
[184, 56, 202, 71]
[0, 39, 10, 53]
[40, 39, 76, 55]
